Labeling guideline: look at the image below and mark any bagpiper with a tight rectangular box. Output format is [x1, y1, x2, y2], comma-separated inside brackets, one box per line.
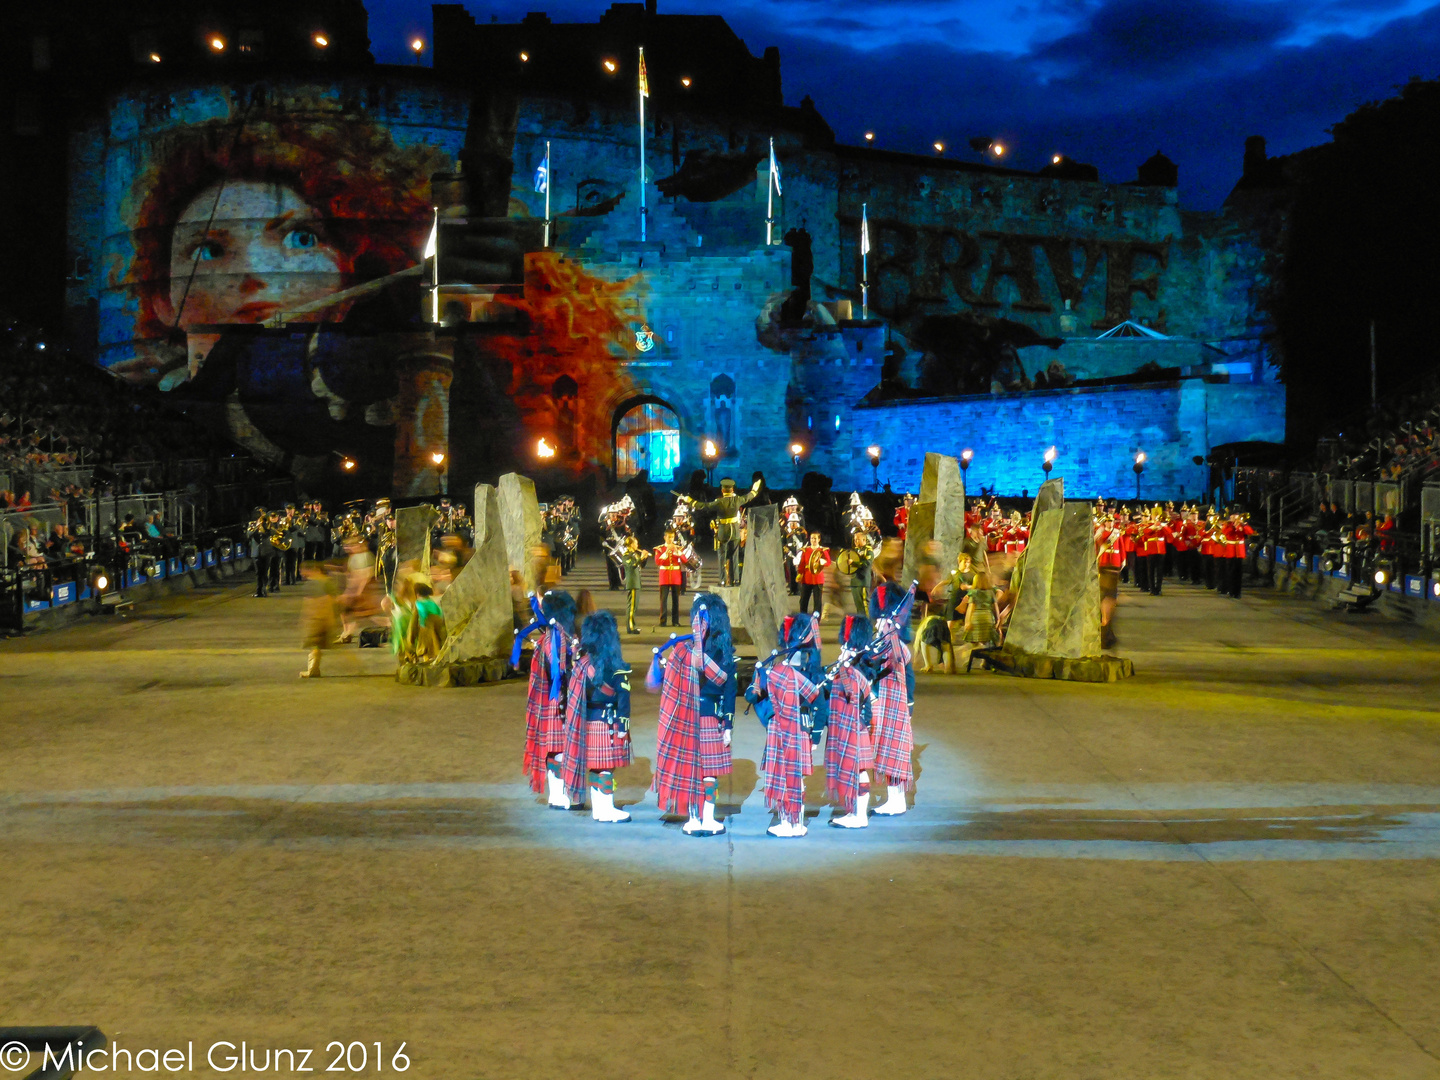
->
[561, 610, 634, 823]
[647, 592, 736, 835]
[520, 590, 578, 809]
[747, 614, 823, 838]
[869, 581, 916, 816]
[825, 614, 878, 829]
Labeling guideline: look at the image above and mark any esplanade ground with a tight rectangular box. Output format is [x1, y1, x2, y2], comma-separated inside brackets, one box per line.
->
[3, 560, 1440, 1079]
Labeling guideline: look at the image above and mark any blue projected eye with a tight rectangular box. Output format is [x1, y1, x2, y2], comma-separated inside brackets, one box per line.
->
[283, 229, 319, 250]
[192, 241, 222, 261]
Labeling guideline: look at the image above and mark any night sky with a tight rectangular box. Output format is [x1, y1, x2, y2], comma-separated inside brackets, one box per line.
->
[366, 0, 1440, 209]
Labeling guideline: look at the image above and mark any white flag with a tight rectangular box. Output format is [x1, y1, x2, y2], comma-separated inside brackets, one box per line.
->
[769, 139, 782, 196]
[422, 215, 437, 259]
[533, 155, 548, 194]
[860, 204, 870, 255]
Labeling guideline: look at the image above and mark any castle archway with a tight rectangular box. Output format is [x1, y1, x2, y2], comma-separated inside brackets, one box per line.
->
[612, 395, 681, 483]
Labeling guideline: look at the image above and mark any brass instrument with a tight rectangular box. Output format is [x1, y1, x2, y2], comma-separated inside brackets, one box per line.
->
[805, 546, 826, 576]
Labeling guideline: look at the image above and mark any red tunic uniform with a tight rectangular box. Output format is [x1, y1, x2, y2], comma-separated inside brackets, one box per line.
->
[894, 506, 910, 540]
[798, 545, 831, 585]
[654, 544, 685, 587]
[652, 639, 731, 817]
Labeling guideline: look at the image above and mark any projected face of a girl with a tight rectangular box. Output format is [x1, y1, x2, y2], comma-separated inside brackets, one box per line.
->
[166, 181, 343, 327]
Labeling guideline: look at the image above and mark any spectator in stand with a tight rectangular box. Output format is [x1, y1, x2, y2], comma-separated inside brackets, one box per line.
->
[1375, 512, 1398, 555]
[15, 490, 31, 510]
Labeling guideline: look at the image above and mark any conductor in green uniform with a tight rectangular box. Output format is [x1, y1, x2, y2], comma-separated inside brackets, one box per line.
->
[695, 477, 761, 587]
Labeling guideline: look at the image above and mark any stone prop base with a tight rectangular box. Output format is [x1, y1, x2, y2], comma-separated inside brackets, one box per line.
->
[976, 647, 1134, 682]
[396, 658, 512, 687]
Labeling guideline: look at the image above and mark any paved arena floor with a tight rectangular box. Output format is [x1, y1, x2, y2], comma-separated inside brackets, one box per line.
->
[3, 554, 1440, 1078]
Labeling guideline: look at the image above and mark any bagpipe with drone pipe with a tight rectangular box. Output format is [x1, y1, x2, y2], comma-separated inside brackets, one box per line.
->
[510, 592, 578, 704]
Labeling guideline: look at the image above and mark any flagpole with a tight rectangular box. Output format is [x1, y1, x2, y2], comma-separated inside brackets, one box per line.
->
[766, 137, 775, 246]
[861, 202, 869, 321]
[543, 140, 551, 248]
[638, 47, 647, 243]
[430, 207, 440, 324]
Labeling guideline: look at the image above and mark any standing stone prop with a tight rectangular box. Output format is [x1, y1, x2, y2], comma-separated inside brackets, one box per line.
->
[995, 477, 1131, 682]
[436, 484, 514, 665]
[498, 472, 543, 593]
[901, 501, 936, 590]
[921, 452, 965, 576]
[395, 504, 438, 576]
[734, 504, 789, 655]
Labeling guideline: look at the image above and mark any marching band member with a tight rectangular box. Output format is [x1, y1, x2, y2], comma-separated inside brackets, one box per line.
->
[619, 536, 650, 634]
[1220, 508, 1255, 598]
[522, 590, 578, 809]
[869, 582, 916, 815]
[648, 593, 734, 836]
[826, 615, 877, 829]
[654, 530, 685, 627]
[894, 493, 914, 540]
[561, 610, 634, 823]
[797, 531, 831, 616]
[748, 614, 822, 838]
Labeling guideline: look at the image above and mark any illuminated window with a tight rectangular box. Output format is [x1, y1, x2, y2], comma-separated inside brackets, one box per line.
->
[615, 401, 680, 483]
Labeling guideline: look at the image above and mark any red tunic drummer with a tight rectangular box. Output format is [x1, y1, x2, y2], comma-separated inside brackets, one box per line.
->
[520, 591, 577, 809]
[654, 533, 686, 627]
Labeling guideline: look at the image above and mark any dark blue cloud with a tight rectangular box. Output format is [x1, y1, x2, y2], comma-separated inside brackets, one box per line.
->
[365, 0, 1440, 207]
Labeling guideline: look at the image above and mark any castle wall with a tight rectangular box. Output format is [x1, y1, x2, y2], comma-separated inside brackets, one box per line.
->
[850, 380, 1287, 499]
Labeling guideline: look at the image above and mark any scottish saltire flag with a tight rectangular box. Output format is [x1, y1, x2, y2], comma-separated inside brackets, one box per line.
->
[860, 204, 870, 255]
[638, 48, 649, 97]
[534, 154, 548, 194]
[769, 139, 782, 196]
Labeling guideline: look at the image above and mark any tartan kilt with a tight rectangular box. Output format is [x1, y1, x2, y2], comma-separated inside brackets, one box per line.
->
[824, 698, 874, 814]
[696, 714, 732, 776]
[762, 714, 811, 824]
[654, 707, 703, 817]
[871, 670, 913, 788]
[585, 720, 632, 771]
[523, 684, 567, 794]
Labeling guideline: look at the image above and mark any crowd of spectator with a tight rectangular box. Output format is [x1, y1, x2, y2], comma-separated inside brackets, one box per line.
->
[0, 315, 231, 507]
[1318, 369, 1440, 484]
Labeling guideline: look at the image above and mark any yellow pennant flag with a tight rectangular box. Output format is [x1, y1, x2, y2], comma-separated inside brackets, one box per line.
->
[638, 48, 649, 98]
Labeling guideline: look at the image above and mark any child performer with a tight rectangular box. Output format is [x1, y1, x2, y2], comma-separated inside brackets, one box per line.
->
[869, 582, 915, 816]
[561, 610, 633, 823]
[747, 614, 822, 838]
[825, 615, 877, 828]
[648, 592, 734, 835]
[522, 590, 578, 809]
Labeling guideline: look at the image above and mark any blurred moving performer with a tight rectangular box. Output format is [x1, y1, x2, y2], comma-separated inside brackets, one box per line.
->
[648, 593, 734, 836]
[695, 477, 761, 587]
[561, 611, 633, 823]
[298, 562, 338, 678]
[523, 591, 578, 809]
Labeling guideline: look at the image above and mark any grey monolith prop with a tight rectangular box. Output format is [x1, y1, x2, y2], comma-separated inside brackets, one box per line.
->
[395, 504, 438, 574]
[735, 503, 789, 654]
[498, 472, 543, 592]
[436, 483, 514, 664]
[997, 477, 1129, 681]
[921, 452, 965, 576]
[901, 501, 936, 588]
